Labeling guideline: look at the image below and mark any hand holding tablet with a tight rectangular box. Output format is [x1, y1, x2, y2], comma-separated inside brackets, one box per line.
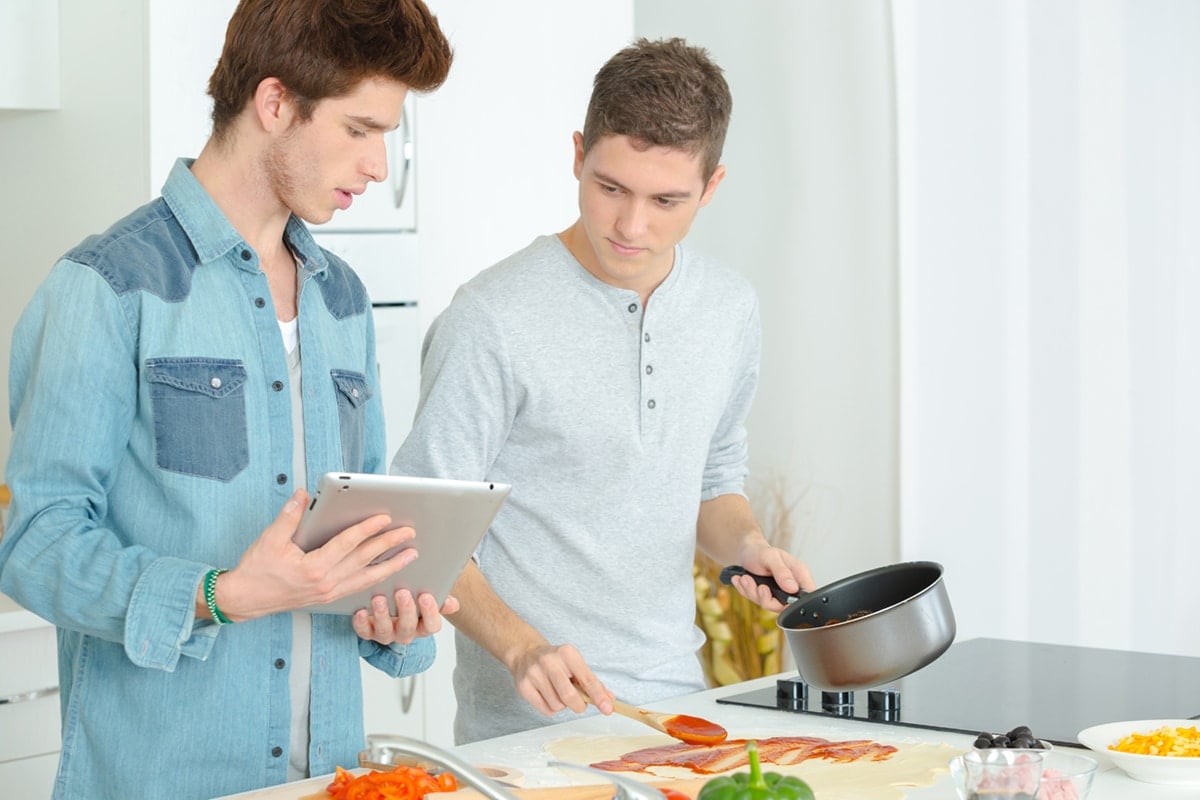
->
[291, 472, 511, 615]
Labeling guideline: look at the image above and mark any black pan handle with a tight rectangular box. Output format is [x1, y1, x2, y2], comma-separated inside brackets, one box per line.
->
[718, 565, 804, 605]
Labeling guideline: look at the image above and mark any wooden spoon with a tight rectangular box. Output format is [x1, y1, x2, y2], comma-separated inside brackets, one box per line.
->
[576, 684, 728, 746]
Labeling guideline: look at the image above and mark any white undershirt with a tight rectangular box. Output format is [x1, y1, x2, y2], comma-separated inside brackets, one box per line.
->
[280, 309, 312, 781]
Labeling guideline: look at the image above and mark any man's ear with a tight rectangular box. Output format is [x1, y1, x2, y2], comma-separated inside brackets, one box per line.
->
[698, 165, 727, 208]
[253, 76, 294, 133]
[572, 131, 586, 180]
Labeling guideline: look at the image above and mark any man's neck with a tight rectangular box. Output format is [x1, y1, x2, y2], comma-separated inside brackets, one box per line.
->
[190, 135, 292, 264]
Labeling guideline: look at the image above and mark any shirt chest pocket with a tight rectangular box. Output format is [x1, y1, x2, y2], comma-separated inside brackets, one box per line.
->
[332, 369, 372, 472]
[145, 358, 249, 482]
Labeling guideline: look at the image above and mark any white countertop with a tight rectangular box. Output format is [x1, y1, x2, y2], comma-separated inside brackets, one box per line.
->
[450, 675, 1199, 800]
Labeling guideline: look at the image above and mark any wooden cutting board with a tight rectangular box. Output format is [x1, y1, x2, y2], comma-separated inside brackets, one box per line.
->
[223, 775, 703, 800]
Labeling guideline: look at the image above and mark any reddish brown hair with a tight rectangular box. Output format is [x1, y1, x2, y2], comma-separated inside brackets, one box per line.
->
[583, 38, 732, 180]
[208, 0, 453, 139]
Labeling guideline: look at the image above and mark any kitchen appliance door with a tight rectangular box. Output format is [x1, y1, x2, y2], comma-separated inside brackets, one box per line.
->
[372, 304, 422, 462]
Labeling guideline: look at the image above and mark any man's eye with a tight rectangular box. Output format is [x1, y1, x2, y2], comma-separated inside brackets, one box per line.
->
[348, 127, 368, 139]
[600, 184, 620, 194]
[656, 197, 680, 208]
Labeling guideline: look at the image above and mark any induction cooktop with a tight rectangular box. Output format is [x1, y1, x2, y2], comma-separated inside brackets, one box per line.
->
[716, 638, 1200, 746]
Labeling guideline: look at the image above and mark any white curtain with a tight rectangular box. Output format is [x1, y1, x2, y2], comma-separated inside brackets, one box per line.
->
[893, 0, 1200, 656]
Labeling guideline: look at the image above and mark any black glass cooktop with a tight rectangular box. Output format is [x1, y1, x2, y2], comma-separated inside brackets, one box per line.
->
[716, 638, 1200, 746]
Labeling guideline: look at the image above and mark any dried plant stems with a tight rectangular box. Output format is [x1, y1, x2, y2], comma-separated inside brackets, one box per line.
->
[694, 472, 803, 686]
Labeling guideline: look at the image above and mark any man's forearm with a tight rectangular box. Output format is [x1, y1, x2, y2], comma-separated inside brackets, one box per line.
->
[695, 492, 767, 565]
[446, 560, 549, 672]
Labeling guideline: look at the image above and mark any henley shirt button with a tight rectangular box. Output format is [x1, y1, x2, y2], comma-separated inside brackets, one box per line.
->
[645, 365, 653, 375]
[210, 377, 222, 389]
[272, 380, 284, 392]
[276, 473, 288, 485]
[644, 333, 651, 342]
[351, 388, 360, 398]
[647, 399, 656, 409]
[240, 250, 252, 261]
[254, 297, 266, 308]
[627, 303, 638, 313]
[271, 746, 283, 758]
[274, 658, 286, 669]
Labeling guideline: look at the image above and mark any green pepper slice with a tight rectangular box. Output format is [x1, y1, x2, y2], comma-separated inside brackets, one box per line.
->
[696, 741, 815, 800]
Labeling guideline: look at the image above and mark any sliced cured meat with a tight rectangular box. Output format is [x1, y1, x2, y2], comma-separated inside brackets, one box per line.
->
[590, 735, 897, 775]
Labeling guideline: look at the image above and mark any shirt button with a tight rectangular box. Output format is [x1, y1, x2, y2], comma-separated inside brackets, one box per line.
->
[255, 297, 266, 308]
[644, 333, 651, 343]
[645, 365, 653, 375]
[271, 746, 283, 758]
[274, 658, 286, 670]
[276, 474, 288, 485]
[272, 380, 284, 392]
[351, 388, 360, 398]
[210, 377, 222, 389]
[241, 250, 252, 261]
[627, 303, 638, 313]
[647, 399, 656, 409]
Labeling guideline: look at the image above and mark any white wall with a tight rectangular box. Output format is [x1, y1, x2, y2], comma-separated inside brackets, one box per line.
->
[635, 1, 900, 582]
[0, 0, 149, 478]
[894, 0, 1200, 657]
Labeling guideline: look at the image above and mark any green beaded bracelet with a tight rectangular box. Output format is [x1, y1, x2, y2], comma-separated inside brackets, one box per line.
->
[203, 568, 233, 626]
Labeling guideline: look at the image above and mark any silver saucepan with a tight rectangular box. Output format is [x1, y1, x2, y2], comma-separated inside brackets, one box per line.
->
[719, 560, 955, 690]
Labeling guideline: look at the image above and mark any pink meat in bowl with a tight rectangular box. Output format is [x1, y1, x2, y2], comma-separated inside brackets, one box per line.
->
[1037, 751, 1099, 800]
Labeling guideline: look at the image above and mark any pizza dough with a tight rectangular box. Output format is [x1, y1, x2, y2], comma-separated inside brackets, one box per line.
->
[544, 734, 964, 800]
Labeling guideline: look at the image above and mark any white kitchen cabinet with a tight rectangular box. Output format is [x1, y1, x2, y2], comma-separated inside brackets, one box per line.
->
[0, 613, 60, 798]
[0, 1, 60, 109]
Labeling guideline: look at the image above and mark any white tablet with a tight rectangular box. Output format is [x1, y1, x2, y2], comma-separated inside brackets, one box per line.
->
[291, 472, 511, 615]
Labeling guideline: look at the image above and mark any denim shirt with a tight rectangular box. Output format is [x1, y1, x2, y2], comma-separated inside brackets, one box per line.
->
[0, 160, 434, 800]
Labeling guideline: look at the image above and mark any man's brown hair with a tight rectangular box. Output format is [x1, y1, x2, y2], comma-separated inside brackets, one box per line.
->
[583, 37, 732, 180]
[208, 0, 453, 140]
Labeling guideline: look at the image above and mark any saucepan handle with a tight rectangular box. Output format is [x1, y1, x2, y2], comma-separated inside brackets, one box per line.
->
[718, 565, 804, 605]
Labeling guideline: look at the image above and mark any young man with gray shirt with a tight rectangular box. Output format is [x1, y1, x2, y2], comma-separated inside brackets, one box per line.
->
[391, 37, 815, 743]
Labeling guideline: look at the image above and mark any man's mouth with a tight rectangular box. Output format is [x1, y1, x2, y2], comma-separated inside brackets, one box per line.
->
[608, 239, 643, 256]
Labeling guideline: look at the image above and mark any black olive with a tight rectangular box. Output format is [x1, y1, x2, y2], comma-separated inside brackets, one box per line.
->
[1011, 736, 1036, 749]
[1008, 725, 1033, 739]
[974, 734, 994, 749]
[992, 735, 1010, 748]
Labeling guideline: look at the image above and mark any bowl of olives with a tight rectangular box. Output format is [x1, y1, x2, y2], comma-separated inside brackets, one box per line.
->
[974, 725, 1052, 751]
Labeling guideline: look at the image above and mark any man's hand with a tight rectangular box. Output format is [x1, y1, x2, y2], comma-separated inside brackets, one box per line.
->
[508, 642, 614, 718]
[730, 540, 817, 613]
[352, 590, 461, 645]
[211, 489, 426, 622]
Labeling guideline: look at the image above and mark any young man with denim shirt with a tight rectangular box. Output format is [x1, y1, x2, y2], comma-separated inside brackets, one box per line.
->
[0, 2, 452, 797]
[391, 38, 816, 743]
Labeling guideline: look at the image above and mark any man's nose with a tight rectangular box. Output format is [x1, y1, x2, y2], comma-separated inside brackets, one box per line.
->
[615, 199, 649, 239]
[364, 136, 389, 183]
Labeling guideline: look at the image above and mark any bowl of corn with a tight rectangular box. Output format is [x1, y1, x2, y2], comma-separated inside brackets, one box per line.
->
[1077, 719, 1200, 785]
